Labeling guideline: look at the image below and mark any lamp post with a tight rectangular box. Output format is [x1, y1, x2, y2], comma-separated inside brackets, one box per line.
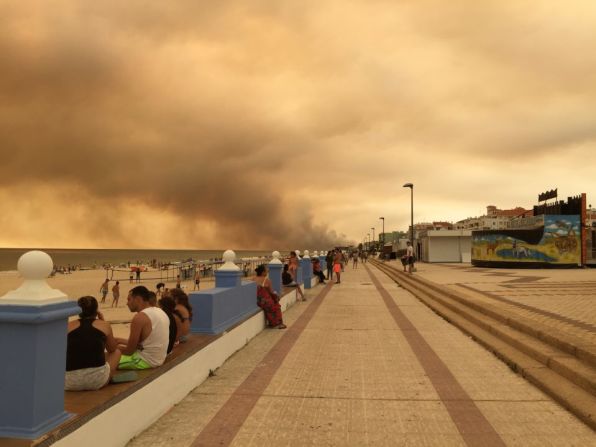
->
[379, 217, 385, 252]
[371, 227, 375, 252]
[403, 183, 414, 248]
[367, 233, 370, 251]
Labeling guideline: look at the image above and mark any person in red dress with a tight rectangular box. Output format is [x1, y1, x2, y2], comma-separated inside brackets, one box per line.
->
[254, 264, 286, 329]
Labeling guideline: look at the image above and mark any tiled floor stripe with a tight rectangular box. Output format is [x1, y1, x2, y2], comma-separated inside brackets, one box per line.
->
[190, 282, 333, 447]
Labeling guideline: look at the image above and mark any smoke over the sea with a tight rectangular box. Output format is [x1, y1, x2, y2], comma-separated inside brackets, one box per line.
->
[1, 1, 596, 249]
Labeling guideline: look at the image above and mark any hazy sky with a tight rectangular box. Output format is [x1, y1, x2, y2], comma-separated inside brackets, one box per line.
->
[1, 1, 595, 250]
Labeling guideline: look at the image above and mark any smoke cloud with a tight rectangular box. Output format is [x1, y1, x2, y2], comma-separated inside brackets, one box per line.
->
[1, 1, 595, 249]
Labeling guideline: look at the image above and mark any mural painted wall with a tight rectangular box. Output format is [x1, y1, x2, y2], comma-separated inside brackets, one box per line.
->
[472, 215, 580, 265]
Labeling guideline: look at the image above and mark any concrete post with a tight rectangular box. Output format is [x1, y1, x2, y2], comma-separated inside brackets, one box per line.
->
[0, 250, 79, 439]
[215, 249, 242, 287]
[301, 250, 312, 289]
[268, 251, 283, 296]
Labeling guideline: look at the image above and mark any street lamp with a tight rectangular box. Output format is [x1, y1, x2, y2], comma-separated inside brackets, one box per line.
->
[367, 233, 370, 251]
[403, 183, 414, 248]
[371, 227, 375, 251]
[379, 217, 385, 251]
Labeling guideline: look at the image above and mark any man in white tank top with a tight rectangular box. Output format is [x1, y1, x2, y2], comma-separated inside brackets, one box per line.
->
[115, 286, 170, 369]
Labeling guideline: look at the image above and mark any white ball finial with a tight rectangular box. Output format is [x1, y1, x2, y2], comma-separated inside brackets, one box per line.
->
[1, 250, 67, 306]
[270, 251, 282, 264]
[303, 250, 310, 259]
[294, 250, 301, 259]
[18, 250, 54, 279]
[313, 251, 319, 257]
[220, 249, 240, 271]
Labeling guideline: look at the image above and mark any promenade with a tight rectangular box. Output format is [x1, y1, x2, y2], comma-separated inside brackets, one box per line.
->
[128, 263, 595, 446]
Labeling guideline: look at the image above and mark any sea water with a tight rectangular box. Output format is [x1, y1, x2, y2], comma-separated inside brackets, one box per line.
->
[0, 248, 275, 272]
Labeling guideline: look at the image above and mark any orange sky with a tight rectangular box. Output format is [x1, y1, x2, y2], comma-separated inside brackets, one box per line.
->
[1, 1, 595, 250]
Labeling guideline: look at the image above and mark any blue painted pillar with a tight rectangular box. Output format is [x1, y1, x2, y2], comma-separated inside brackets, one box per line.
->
[268, 250, 283, 296]
[215, 270, 242, 288]
[301, 257, 312, 289]
[268, 264, 283, 296]
[0, 251, 79, 439]
[189, 250, 259, 335]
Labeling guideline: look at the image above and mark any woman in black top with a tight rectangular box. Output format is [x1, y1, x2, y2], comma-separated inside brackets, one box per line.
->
[65, 296, 121, 390]
[158, 295, 179, 353]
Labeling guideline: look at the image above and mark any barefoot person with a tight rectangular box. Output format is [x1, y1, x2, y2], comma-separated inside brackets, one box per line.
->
[116, 286, 170, 370]
[255, 264, 286, 329]
[65, 296, 121, 390]
[99, 278, 109, 304]
[111, 280, 120, 307]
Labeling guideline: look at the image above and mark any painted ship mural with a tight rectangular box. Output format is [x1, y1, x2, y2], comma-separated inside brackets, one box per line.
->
[472, 215, 580, 267]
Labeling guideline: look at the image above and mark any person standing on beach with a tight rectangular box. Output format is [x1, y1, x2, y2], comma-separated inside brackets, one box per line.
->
[193, 270, 201, 290]
[135, 268, 141, 283]
[111, 281, 120, 308]
[116, 286, 170, 370]
[99, 279, 109, 304]
[176, 274, 181, 289]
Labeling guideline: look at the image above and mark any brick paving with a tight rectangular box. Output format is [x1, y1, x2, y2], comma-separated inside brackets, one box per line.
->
[128, 264, 595, 446]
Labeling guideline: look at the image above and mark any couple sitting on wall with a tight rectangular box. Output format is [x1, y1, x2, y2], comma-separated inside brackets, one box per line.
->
[65, 286, 192, 391]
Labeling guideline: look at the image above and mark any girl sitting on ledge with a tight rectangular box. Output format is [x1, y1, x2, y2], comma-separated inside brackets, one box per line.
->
[254, 264, 286, 329]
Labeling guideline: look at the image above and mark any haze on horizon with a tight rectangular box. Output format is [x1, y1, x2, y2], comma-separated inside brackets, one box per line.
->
[1, 1, 595, 250]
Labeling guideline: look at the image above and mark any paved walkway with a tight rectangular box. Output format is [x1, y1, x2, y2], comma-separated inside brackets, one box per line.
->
[128, 264, 595, 446]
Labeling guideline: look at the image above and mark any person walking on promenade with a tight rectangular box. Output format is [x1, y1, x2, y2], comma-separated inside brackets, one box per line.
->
[333, 249, 343, 284]
[175, 274, 181, 289]
[99, 278, 109, 304]
[406, 241, 415, 274]
[111, 281, 120, 307]
[325, 251, 333, 280]
[352, 251, 358, 269]
[255, 265, 286, 329]
[116, 286, 170, 370]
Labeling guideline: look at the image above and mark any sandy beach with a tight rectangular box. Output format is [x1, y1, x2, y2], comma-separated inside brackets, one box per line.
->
[0, 268, 216, 338]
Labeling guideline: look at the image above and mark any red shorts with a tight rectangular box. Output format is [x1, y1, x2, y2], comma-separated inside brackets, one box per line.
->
[333, 264, 341, 273]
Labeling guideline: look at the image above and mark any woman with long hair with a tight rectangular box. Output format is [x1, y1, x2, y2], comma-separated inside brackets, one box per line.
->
[255, 264, 286, 329]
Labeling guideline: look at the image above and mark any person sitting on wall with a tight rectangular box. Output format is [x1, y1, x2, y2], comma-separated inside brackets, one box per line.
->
[158, 295, 178, 354]
[282, 263, 305, 301]
[116, 286, 170, 370]
[311, 258, 326, 284]
[255, 264, 287, 329]
[65, 296, 121, 391]
[168, 287, 193, 343]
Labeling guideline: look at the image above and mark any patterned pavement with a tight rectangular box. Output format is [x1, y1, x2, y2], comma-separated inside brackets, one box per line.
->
[128, 263, 595, 446]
